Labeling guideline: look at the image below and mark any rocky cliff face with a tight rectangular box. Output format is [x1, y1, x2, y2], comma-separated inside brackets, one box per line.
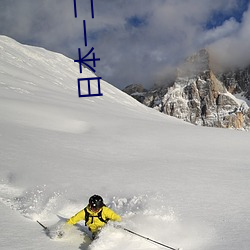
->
[124, 49, 250, 130]
[217, 66, 250, 100]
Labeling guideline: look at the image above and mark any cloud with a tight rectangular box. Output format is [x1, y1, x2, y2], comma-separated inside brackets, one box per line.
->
[200, 18, 240, 45]
[209, 3, 250, 69]
[0, 0, 249, 89]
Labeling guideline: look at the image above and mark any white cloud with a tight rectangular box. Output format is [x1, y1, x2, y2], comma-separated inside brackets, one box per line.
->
[200, 17, 240, 45]
[209, 5, 250, 68]
[0, 0, 249, 88]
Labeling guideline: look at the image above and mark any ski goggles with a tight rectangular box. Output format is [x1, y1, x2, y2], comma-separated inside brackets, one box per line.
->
[89, 204, 101, 212]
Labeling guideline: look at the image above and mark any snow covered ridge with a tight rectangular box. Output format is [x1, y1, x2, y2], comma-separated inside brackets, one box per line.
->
[0, 35, 152, 132]
[0, 35, 145, 107]
[124, 49, 250, 130]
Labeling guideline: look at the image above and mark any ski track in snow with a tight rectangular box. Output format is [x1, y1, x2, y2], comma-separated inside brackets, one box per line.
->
[0, 180, 211, 250]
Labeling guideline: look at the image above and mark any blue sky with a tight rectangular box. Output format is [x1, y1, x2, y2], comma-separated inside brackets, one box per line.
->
[206, 0, 249, 28]
[0, 0, 249, 89]
[126, 15, 148, 28]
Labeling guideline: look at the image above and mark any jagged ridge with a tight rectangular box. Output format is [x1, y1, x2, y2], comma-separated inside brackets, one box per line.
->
[124, 49, 250, 130]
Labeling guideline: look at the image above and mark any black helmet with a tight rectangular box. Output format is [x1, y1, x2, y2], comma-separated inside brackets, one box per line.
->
[89, 195, 104, 210]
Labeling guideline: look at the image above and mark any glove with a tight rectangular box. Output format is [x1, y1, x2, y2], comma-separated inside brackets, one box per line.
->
[55, 223, 71, 238]
[113, 223, 123, 229]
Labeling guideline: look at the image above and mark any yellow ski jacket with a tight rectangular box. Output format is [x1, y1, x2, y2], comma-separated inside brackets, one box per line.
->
[67, 206, 121, 233]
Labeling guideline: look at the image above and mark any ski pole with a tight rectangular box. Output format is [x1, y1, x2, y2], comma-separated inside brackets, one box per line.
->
[37, 220, 48, 231]
[122, 227, 180, 250]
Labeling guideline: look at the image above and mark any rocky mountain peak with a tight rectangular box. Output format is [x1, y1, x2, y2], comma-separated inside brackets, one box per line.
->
[123, 49, 250, 130]
[177, 49, 210, 78]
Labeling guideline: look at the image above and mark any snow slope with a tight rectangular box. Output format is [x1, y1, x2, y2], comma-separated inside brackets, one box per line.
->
[0, 35, 250, 250]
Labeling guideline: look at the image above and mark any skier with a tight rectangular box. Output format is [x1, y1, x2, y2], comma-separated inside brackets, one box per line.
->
[66, 194, 121, 239]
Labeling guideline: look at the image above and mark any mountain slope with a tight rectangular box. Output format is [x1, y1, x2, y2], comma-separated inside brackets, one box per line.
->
[0, 36, 250, 250]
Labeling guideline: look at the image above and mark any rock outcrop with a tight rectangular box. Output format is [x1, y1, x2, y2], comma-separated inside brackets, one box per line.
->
[123, 49, 250, 130]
